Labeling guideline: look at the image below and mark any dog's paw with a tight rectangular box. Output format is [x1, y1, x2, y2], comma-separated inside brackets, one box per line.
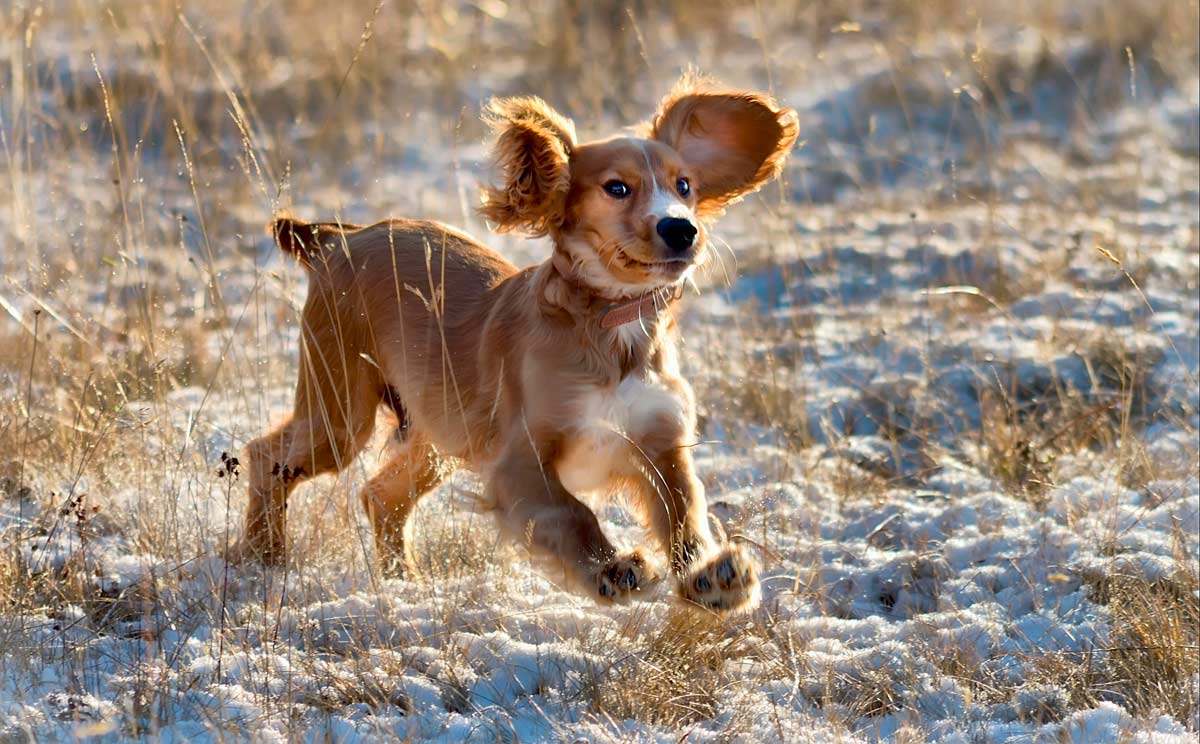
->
[593, 551, 660, 604]
[678, 544, 760, 613]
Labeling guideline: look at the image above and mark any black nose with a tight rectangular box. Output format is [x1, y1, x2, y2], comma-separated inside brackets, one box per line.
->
[656, 217, 697, 253]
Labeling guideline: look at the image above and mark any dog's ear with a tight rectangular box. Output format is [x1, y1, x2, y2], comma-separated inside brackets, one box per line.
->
[479, 96, 577, 236]
[649, 74, 798, 218]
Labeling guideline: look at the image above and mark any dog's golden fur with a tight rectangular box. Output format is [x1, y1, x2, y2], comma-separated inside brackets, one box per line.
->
[232, 74, 798, 612]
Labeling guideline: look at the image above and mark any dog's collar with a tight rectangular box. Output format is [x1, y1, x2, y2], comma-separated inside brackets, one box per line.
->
[598, 285, 683, 329]
[550, 252, 683, 329]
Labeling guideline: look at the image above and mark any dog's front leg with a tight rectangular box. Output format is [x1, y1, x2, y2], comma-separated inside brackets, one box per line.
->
[639, 438, 761, 614]
[487, 441, 660, 604]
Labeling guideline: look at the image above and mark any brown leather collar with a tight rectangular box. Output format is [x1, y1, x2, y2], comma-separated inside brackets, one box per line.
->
[550, 252, 683, 329]
[598, 285, 683, 328]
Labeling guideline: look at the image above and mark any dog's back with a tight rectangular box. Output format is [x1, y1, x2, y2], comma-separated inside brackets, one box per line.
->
[273, 216, 522, 460]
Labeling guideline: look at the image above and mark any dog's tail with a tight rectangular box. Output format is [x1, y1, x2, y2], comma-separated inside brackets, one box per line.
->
[271, 213, 363, 268]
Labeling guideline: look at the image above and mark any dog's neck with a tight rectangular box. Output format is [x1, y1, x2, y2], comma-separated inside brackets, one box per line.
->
[548, 251, 681, 331]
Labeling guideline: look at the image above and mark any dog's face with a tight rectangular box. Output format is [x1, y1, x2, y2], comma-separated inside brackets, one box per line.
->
[561, 137, 703, 293]
[480, 74, 799, 298]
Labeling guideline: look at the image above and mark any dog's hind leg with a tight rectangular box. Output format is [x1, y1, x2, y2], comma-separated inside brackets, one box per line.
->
[233, 412, 377, 565]
[232, 352, 381, 566]
[361, 431, 446, 577]
[233, 421, 298, 565]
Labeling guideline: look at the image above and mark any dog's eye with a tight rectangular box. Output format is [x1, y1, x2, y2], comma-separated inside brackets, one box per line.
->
[603, 180, 631, 199]
[676, 177, 690, 197]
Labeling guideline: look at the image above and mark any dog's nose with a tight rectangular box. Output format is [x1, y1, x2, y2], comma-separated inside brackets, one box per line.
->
[656, 217, 697, 253]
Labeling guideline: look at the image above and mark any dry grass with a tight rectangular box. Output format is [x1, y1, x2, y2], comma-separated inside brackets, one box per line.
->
[973, 329, 1168, 504]
[1017, 568, 1200, 728]
[1094, 570, 1200, 722]
[697, 312, 817, 450]
[580, 614, 728, 728]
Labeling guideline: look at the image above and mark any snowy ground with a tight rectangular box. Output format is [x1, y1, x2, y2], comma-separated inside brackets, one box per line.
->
[1, 2, 1197, 742]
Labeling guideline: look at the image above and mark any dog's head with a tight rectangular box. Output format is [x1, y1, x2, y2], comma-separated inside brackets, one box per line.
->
[480, 74, 799, 298]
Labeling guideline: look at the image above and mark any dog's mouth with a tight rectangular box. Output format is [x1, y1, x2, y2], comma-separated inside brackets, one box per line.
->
[624, 255, 693, 277]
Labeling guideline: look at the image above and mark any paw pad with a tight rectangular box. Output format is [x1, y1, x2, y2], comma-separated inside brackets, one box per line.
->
[716, 557, 736, 583]
[678, 544, 760, 614]
[594, 552, 659, 604]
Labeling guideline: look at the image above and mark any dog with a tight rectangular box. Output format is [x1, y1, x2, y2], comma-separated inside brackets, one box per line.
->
[231, 74, 798, 613]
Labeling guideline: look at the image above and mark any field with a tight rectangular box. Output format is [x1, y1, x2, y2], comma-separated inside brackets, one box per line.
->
[1, 1, 1198, 741]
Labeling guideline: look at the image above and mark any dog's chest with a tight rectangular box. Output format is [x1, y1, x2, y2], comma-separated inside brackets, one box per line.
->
[555, 372, 686, 494]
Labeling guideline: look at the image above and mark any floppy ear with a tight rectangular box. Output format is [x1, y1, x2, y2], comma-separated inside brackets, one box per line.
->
[650, 75, 799, 217]
[479, 96, 577, 236]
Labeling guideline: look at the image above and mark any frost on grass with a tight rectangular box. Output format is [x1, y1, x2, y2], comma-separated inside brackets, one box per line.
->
[1, 1, 1198, 742]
